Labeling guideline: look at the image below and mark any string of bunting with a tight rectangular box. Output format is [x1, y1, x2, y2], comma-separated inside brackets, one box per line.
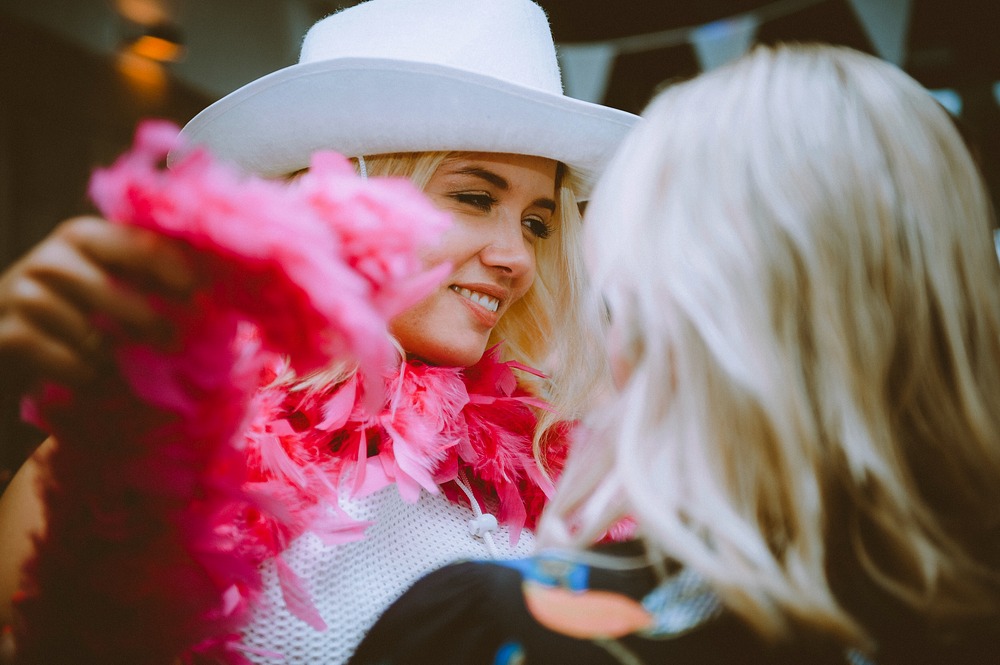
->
[557, 0, 913, 103]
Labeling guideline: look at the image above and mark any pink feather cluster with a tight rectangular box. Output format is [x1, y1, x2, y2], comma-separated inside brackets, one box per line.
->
[14, 120, 448, 665]
[239, 345, 571, 631]
[88, 120, 450, 382]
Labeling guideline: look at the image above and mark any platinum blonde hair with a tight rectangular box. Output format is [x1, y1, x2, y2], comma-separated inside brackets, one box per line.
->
[541, 44, 1000, 646]
[288, 151, 606, 461]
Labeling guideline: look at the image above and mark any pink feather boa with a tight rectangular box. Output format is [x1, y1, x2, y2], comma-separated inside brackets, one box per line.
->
[240, 345, 571, 621]
[13, 121, 451, 665]
[227, 341, 571, 640]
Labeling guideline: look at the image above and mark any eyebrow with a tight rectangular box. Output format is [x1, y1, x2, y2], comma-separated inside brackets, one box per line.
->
[456, 167, 508, 190]
[454, 167, 557, 213]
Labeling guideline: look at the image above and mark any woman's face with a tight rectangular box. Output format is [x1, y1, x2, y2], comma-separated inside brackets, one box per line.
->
[389, 152, 558, 367]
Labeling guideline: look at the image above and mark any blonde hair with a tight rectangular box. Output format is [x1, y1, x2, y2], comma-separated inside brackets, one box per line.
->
[287, 151, 606, 463]
[542, 44, 1000, 647]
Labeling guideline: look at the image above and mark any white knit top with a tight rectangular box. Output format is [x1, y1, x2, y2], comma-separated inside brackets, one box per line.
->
[241, 485, 536, 664]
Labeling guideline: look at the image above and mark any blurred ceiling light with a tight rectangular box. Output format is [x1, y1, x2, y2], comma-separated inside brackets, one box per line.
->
[116, 0, 171, 26]
[116, 50, 168, 96]
[121, 21, 185, 63]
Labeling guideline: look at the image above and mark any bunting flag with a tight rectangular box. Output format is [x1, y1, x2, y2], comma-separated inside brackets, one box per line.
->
[554, 0, 829, 103]
[690, 14, 761, 71]
[847, 0, 913, 65]
[554, 0, 916, 103]
[929, 89, 962, 116]
[559, 42, 616, 103]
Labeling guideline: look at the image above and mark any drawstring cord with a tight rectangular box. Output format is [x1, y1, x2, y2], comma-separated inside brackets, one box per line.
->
[454, 471, 499, 558]
[357, 155, 368, 179]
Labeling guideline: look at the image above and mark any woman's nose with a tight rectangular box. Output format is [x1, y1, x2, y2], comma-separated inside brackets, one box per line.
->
[479, 214, 534, 278]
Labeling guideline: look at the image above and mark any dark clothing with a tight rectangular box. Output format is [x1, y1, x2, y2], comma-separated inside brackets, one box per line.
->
[349, 545, 852, 665]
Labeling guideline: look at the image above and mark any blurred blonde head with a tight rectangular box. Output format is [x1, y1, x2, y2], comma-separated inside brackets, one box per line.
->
[543, 43, 1000, 646]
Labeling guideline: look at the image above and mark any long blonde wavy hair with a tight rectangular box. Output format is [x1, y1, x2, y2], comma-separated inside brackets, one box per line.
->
[286, 151, 607, 465]
[541, 43, 1000, 648]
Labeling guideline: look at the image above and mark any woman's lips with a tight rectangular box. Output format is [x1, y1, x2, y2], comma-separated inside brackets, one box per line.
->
[449, 285, 500, 312]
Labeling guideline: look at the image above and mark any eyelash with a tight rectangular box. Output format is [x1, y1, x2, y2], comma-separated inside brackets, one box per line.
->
[454, 192, 495, 212]
[524, 217, 553, 240]
[452, 192, 554, 240]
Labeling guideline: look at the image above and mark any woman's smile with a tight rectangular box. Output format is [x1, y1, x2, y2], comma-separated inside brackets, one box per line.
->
[388, 152, 558, 367]
[449, 285, 500, 313]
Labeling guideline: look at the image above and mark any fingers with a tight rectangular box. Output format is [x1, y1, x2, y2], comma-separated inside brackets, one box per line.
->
[0, 217, 199, 393]
[62, 217, 197, 300]
[0, 277, 100, 388]
[51, 218, 197, 335]
[34, 217, 196, 335]
[25, 235, 162, 344]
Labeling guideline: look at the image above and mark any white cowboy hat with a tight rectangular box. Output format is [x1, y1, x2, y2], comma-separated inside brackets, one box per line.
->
[177, 0, 638, 198]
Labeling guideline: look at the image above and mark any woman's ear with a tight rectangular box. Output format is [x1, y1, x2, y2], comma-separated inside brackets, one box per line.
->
[608, 320, 638, 390]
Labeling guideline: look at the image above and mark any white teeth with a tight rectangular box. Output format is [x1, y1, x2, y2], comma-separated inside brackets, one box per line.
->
[450, 286, 500, 312]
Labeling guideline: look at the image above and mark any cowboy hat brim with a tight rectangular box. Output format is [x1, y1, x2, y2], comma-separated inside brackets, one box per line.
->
[177, 57, 638, 199]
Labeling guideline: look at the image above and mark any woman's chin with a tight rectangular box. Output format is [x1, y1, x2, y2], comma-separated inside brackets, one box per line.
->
[405, 341, 488, 368]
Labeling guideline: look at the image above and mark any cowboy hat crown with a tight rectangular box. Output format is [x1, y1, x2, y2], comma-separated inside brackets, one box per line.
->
[179, 0, 637, 198]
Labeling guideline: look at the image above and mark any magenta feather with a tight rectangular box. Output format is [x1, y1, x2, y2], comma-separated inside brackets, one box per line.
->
[15, 122, 573, 664]
[14, 120, 445, 665]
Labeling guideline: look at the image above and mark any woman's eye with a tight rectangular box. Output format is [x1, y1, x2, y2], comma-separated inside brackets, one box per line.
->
[523, 216, 553, 240]
[453, 192, 495, 211]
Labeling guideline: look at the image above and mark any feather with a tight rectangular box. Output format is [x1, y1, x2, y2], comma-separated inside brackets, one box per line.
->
[274, 556, 328, 631]
[16, 120, 445, 665]
[17, 122, 575, 664]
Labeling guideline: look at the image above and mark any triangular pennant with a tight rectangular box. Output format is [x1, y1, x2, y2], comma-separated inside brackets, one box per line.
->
[558, 42, 617, 103]
[847, 0, 912, 65]
[690, 13, 760, 71]
[929, 89, 962, 116]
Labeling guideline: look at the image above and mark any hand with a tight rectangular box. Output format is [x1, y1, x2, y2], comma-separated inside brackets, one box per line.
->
[0, 216, 197, 396]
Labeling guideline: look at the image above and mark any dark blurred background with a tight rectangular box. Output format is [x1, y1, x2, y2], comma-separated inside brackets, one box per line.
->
[1, 0, 998, 479]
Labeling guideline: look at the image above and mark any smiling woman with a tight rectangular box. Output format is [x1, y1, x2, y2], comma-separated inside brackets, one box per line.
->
[392, 153, 557, 368]
[0, 0, 637, 663]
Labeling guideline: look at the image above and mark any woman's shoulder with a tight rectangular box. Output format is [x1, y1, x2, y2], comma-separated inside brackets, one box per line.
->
[347, 560, 519, 665]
